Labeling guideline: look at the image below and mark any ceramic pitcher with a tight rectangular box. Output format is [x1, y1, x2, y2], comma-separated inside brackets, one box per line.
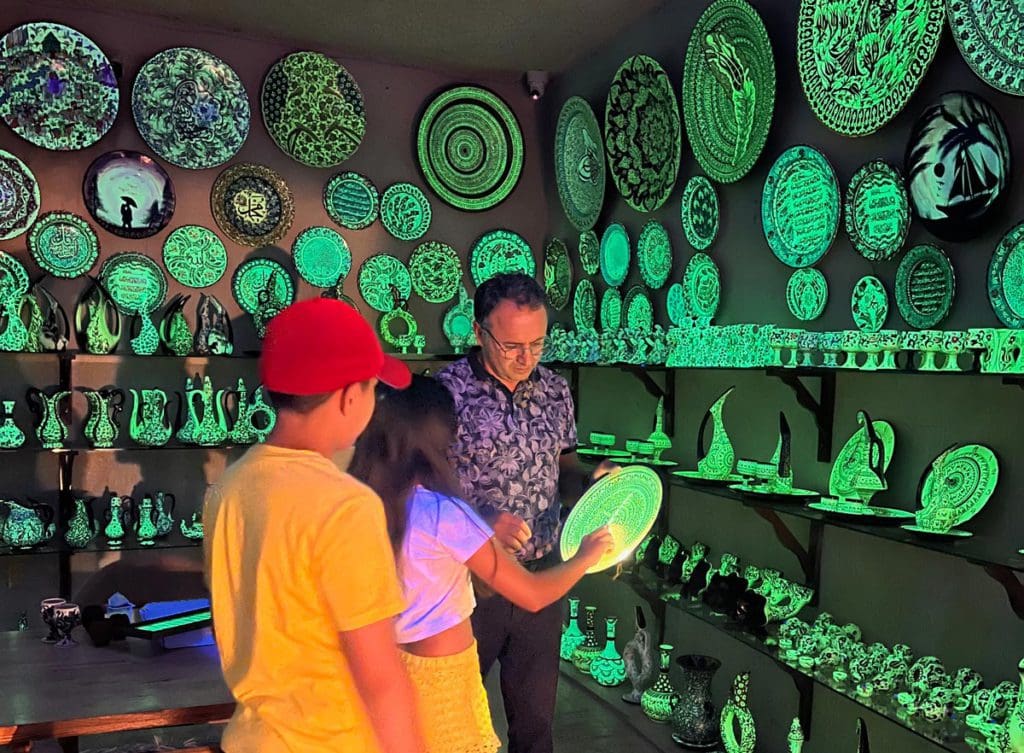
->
[25, 387, 71, 449]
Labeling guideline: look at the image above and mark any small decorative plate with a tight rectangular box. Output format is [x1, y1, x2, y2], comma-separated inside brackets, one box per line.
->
[829, 419, 895, 500]
[573, 279, 596, 331]
[844, 160, 910, 262]
[28, 211, 99, 278]
[261, 51, 365, 167]
[358, 254, 412, 312]
[918, 443, 998, 528]
[683, 253, 721, 320]
[623, 285, 654, 331]
[232, 258, 295, 315]
[543, 238, 572, 310]
[786, 268, 828, 321]
[132, 47, 250, 170]
[0, 250, 30, 298]
[162, 225, 227, 288]
[211, 163, 294, 247]
[0, 148, 40, 240]
[83, 151, 175, 239]
[99, 252, 168, 314]
[600, 287, 622, 332]
[851, 275, 889, 332]
[470, 229, 534, 286]
[896, 244, 955, 329]
[681, 175, 720, 251]
[798, 0, 944, 135]
[600, 223, 630, 288]
[418, 85, 523, 211]
[666, 283, 687, 325]
[381, 183, 432, 242]
[0, 22, 118, 151]
[989, 221, 1024, 327]
[682, 0, 776, 183]
[947, 0, 1024, 97]
[555, 96, 605, 231]
[578, 230, 600, 276]
[410, 240, 461, 304]
[605, 55, 681, 213]
[292, 226, 352, 288]
[559, 465, 663, 574]
[762, 145, 840, 268]
[637, 220, 672, 290]
[324, 171, 379, 230]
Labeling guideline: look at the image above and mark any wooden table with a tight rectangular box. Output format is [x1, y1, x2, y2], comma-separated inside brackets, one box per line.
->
[0, 629, 234, 752]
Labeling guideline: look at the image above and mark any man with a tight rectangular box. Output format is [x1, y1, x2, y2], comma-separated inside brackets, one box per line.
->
[204, 298, 426, 753]
[437, 273, 614, 753]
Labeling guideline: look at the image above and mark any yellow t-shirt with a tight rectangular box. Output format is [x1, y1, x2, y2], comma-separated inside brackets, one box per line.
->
[203, 443, 405, 753]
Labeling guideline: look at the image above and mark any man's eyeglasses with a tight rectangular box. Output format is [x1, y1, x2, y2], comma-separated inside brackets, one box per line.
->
[480, 324, 546, 359]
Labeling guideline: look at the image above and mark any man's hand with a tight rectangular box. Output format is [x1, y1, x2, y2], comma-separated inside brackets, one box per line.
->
[487, 510, 532, 555]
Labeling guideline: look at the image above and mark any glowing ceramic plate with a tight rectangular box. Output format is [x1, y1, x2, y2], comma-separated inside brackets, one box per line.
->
[232, 258, 295, 315]
[292, 226, 351, 288]
[210, 163, 294, 247]
[470, 229, 534, 286]
[83, 151, 175, 239]
[623, 285, 654, 331]
[681, 175, 719, 251]
[809, 499, 914, 521]
[573, 279, 596, 331]
[919, 444, 998, 527]
[899, 524, 974, 539]
[895, 244, 955, 329]
[578, 230, 600, 276]
[410, 240, 461, 304]
[786, 268, 828, 322]
[358, 254, 412, 312]
[162, 225, 227, 288]
[132, 47, 250, 170]
[381, 183, 432, 242]
[947, 0, 1024, 97]
[600, 223, 630, 288]
[851, 275, 889, 333]
[673, 470, 746, 486]
[0, 149, 39, 241]
[844, 160, 910, 262]
[28, 211, 99, 278]
[682, 253, 721, 320]
[600, 287, 622, 332]
[543, 238, 572, 311]
[987, 222, 1024, 327]
[560, 465, 663, 574]
[555, 96, 605, 231]
[0, 22, 118, 151]
[99, 252, 168, 314]
[762, 145, 840, 268]
[637, 220, 672, 290]
[324, 171, 378, 230]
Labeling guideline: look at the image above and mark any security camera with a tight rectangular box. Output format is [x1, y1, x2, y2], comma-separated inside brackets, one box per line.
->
[524, 70, 549, 101]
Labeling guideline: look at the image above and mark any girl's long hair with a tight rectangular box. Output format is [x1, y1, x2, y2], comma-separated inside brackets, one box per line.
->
[349, 374, 463, 554]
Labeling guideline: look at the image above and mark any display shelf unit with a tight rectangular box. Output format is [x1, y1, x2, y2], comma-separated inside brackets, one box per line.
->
[1, 531, 202, 558]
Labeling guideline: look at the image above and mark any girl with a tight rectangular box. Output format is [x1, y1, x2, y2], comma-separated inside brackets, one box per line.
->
[350, 375, 612, 753]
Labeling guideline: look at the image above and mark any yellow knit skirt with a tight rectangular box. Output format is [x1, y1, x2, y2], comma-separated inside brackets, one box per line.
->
[400, 641, 500, 753]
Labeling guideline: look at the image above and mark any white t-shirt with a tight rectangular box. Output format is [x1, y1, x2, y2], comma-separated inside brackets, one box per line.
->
[394, 486, 494, 643]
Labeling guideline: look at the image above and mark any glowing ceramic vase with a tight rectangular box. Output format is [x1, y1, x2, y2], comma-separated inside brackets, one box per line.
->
[571, 605, 602, 674]
[641, 644, 680, 723]
[560, 597, 585, 661]
[590, 616, 626, 687]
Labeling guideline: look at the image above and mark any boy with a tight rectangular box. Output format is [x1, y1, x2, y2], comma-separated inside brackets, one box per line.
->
[204, 298, 425, 753]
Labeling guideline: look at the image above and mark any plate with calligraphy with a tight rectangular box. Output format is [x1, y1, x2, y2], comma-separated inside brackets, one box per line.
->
[210, 163, 294, 247]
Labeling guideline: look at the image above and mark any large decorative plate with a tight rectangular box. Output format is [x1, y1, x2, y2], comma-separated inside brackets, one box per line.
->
[681, 175, 720, 252]
[410, 240, 461, 304]
[829, 419, 895, 500]
[683, 253, 721, 319]
[948, 0, 1024, 97]
[380, 183, 431, 242]
[905, 91, 1012, 242]
[0, 149, 39, 240]
[132, 47, 250, 170]
[292, 226, 351, 288]
[600, 287, 622, 332]
[162, 225, 227, 288]
[232, 258, 295, 315]
[851, 275, 888, 332]
[99, 252, 168, 314]
[637, 220, 672, 289]
[210, 163, 294, 247]
[324, 171, 378, 230]
[786, 268, 828, 321]
[573, 279, 596, 331]
[27, 211, 99, 278]
[844, 160, 910, 262]
[470, 229, 534, 286]
[0, 22, 118, 151]
[543, 238, 572, 311]
[604, 55, 681, 213]
[762, 146, 840, 268]
[987, 221, 1024, 327]
[418, 86, 523, 211]
[83, 151, 175, 239]
[555, 96, 605, 230]
[559, 465, 663, 574]
[0, 250, 30, 298]
[358, 254, 412, 312]
[578, 230, 600, 276]
[623, 285, 654, 331]
[261, 51, 365, 168]
[682, 0, 776, 183]
[797, 0, 944, 136]
[918, 444, 998, 527]
[600, 223, 630, 288]
[895, 244, 955, 329]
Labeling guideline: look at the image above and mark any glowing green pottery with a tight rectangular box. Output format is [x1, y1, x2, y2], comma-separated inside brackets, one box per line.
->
[762, 145, 839, 268]
[641, 644, 680, 723]
[570, 606, 602, 674]
[560, 597, 586, 661]
[81, 387, 125, 449]
[555, 96, 605, 231]
[129, 388, 174, 447]
[25, 387, 70, 449]
[590, 617, 627, 687]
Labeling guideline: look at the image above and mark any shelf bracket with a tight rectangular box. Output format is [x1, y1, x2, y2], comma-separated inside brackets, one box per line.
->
[983, 564, 1024, 621]
[751, 506, 816, 586]
[789, 669, 815, 740]
[1001, 376, 1024, 390]
[768, 369, 835, 462]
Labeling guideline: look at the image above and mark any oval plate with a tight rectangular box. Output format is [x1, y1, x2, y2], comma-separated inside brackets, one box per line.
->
[681, 175, 720, 251]
[988, 222, 1024, 327]
[324, 171, 379, 230]
[162, 225, 227, 288]
[0, 148, 40, 240]
[578, 230, 600, 276]
[380, 183, 432, 242]
[844, 160, 910, 262]
[786, 268, 828, 322]
[895, 244, 955, 329]
[99, 252, 168, 314]
[851, 275, 889, 333]
[410, 240, 461, 304]
[211, 163, 294, 247]
[683, 253, 721, 320]
[83, 151, 175, 239]
[543, 238, 572, 311]
[358, 254, 412, 312]
[470, 229, 534, 286]
[637, 220, 672, 290]
[600, 223, 630, 288]
[600, 287, 622, 332]
[232, 258, 295, 315]
[555, 96, 605, 231]
[28, 211, 100, 279]
[573, 279, 596, 332]
[623, 285, 654, 331]
[762, 145, 840, 268]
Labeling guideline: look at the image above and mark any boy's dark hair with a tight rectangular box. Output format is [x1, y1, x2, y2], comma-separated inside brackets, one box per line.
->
[265, 391, 334, 414]
[474, 273, 545, 325]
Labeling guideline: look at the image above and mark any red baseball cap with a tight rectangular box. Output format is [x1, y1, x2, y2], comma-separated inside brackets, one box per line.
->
[260, 298, 411, 395]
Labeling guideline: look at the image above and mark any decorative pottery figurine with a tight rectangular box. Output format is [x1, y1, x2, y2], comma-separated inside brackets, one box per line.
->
[53, 602, 81, 648]
[641, 644, 680, 723]
[697, 386, 736, 479]
[193, 294, 234, 356]
[0, 499, 55, 548]
[657, 535, 681, 577]
[0, 400, 25, 448]
[646, 397, 672, 461]
[1005, 658, 1024, 753]
[64, 497, 98, 549]
[178, 374, 228, 446]
[248, 387, 276, 443]
[160, 293, 193, 356]
[129, 388, 175, 447]
[25, 387, 71, 449]
[443, 286, 476, 353]
[670, 654, 721, 749]
[560, 597, 585, 661]
[74, 277, 121, 354]
[590, 616, 626, 687]
[129, 309, 160, 355]
[81, 387, 125, 448]
[40, 597, 66, 643]
[0, 294, 31, 352]
[720, 672, 756, 753]
[154, 491, 176, 537]
[102, 494, 134, 548]
[622, 606, 655, 704]
[134, 495, 158, 546]
[30, 284, 70, 352]
[571, 605, 602, 674]
[228, 379, 276, 445]
[787, 718, 804, 753]
[180, 512, 204, 541]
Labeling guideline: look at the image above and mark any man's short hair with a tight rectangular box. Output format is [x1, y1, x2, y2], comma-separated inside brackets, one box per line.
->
[474, 273, 545, 324]
[265, 391, 334, 414]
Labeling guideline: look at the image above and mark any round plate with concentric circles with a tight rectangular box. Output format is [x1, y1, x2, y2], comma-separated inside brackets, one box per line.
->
[358, 254, 412, 312]
[762, 145, 840, 268]
[470, 229, 534, 286]
[132, 47, 250, 169]
[918, 443, 998, 528]
[988, 222, 1024, 327]
[324, 171, 379, 230]
[211, 163, 294, 247]
[410, 240, 461, 304]
[637, 220, 672, 290]
[578, 230, 600, 276]
[681, 175, 719, 251]
[600, 287, 622, 332]
[555, 96, 605, 231]
[0, 149, 39, 241]
[844, 160, 909, 262]
[543, 238, 572, 311]
[28, 211, 99, 279]
[948, 0, 1024, 96]
[162, 225, 227, 288]
[417, 85, 523, 211]
[573, 279, 596, 332]
[292, 226, 351, 288]
[99, 252, 168, 314]
[232, 258, 295, 315]
[851, 275, 889, 332]
[895, 244, 955, 329]
[623, 285, 654, 331]
[381, 183, 431, 242]
[83, 151, 176, 240]
[786, 268, 828, 322]
[261, 51, 365, 167]
[682, 253, 721, 319]
[600, 223, 630, 288]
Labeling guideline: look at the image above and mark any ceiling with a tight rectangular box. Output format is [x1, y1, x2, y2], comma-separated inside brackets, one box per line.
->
[70, 0, 668, 75]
